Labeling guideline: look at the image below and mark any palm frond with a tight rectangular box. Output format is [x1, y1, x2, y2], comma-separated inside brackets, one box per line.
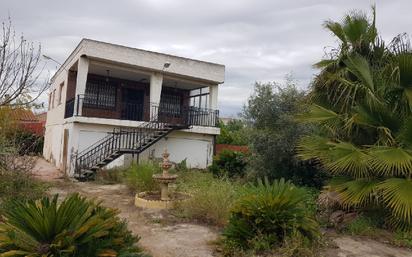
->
[329, 177, 380, 208]
[378, 178, 412, 229]
[324, 141, 372, 178]
[368, 146, 412, 177]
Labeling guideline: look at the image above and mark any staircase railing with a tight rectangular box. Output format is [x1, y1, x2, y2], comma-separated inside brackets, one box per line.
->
[73, 103, 184, 177]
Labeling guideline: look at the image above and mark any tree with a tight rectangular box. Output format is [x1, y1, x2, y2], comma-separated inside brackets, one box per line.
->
[216, 119, 249, 145]
[0, 18, 47, 107]
[243, 78, 328, 188]
[298, 7, 412, 230]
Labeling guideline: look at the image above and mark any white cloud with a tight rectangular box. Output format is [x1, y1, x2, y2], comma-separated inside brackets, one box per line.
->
[1, 0, 411, 116]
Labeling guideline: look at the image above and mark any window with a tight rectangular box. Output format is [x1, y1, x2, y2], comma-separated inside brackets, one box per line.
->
[58, 82, 64, 105]
[84, 79, 117, 109]
[189, 87, 209, 109]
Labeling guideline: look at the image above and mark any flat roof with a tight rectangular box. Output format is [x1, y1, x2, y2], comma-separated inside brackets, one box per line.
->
[50, 38, 225, 84]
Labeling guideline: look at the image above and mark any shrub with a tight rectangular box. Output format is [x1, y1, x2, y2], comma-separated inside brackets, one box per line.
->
[175, 158, 188, 172]
[209, 149, 248, 178]
[0, 194, 147, 256]
[96, 167, 125, 184]
[173, 171, 240, 226]
[13, 129, 44, 155]
[125, 161, 160, 192]
[346, 215, 377, 236]
[223, 178, 319, 252]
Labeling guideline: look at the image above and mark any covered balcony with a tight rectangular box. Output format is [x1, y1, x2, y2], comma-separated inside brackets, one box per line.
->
[63, 59, 219, 127]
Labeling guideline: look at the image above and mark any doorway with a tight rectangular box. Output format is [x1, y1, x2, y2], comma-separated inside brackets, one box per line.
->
[121, 88, 144, 121]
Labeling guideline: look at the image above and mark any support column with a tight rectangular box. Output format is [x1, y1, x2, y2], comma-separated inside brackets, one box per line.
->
[209, 85, 219, 110]
[150, 72, 163, 118]
[74, 56, 89, 116]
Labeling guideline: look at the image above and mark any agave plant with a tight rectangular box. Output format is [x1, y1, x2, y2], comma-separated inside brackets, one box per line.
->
[223, 178, 319, 250]
[298, 7, 412, 230]
[0, 194, 146, 256]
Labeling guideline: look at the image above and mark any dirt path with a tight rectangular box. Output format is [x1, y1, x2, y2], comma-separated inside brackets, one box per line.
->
[33, 158, 412, 257]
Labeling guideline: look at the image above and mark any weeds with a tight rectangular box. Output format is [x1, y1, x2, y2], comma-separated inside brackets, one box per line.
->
[125, 161, 160, 193]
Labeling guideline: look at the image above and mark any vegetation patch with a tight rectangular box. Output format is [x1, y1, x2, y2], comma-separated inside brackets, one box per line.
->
[173, 171, 241, 227]
[125, 161, 160, 193]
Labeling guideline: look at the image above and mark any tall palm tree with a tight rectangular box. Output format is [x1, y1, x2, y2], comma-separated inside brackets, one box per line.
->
[298, 7, 412, 230]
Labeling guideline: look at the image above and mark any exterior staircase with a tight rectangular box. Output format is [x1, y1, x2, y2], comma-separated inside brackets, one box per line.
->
[73, 112, 188, 180]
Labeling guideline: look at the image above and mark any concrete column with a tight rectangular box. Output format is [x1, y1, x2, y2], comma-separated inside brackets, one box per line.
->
[74, 56, 89, 116]
[150, 72, 163, 118]
[209, 85, 219, 110]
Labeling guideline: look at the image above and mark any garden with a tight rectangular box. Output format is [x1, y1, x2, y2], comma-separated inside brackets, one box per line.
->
[1, 6, 412, 257]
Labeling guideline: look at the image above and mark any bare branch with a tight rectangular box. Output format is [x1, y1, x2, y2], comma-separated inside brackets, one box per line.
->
[0, 17, 48, 107]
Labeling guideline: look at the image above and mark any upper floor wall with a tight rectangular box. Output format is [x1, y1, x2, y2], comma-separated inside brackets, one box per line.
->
[45, 39, 225, 130]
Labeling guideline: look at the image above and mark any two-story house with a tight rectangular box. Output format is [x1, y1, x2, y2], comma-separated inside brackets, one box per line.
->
[43, 39, 224, 179]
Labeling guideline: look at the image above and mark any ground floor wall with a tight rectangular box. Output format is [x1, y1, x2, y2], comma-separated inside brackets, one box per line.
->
[43, 121, 215, 176]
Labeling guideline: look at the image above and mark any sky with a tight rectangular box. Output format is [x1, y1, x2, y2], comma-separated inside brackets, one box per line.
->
[1, 0, 411, 116]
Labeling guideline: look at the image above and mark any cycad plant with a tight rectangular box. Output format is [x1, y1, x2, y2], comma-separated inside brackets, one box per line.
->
[223, 178, 319, 251]
[297, 7, 412, 230]
[0, 194, 146, 256]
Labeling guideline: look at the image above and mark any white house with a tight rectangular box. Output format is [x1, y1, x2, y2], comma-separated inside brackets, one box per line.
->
[43, 39, 224, 178]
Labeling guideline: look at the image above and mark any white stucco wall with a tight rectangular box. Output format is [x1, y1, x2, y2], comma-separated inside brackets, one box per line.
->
[139, 131, 214, 168]
[67, 123, 214, 174]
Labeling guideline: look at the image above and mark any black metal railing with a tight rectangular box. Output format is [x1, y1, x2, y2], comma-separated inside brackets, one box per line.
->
[73, 103, 174, 177]
[187, 106, 219, 127]
[64, 98, 75, 118]
[121, 102, 144, 121]
[69, 94, 219, 127]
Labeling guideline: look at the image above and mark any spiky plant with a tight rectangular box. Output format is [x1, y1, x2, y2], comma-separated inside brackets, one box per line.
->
[0, 194, 146, 256]
[223, 178, 319, 250]
[297, 7, 412, 230]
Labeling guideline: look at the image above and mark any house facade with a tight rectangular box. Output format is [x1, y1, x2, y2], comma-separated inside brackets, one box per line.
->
[43, 39, 224, 178]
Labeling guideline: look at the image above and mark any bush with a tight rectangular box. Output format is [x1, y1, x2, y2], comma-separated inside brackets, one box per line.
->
[209, 149, 248, 178]
[96, 167, 125, 184]
[13, 129, 44, 155]
[222, 178, 319, 252]
[125, 161, 160, 192]
[0, 194, 147, 256]
[0, 154, 48, 212]
[346, 215, 378, 236]
[173, 171, 240, 226]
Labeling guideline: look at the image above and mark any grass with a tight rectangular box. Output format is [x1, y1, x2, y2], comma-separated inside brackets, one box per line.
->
[95, 167, 126, 184]
[124, 161, 161, 193]
[173, 171, 241, 227]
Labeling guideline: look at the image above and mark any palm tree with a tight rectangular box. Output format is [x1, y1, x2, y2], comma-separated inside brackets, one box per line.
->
[298, 7, 412, 230]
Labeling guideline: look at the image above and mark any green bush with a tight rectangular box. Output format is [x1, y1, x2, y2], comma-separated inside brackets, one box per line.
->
[173, 171, 240, 226]
[0, 170, 47, 204]
[209, 149, 248, 178]
[0, 194, 147, 256]
[125, 161, 160, 192]
[223, 178, 319, 251]
[345, 215, 378, 236]
[13, 129, 44, 155]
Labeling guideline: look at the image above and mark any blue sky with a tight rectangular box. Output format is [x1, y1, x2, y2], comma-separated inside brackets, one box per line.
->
[1, 0, 411, 116]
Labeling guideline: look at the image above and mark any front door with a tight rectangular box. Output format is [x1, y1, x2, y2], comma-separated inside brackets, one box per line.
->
[121, 88, 144, 121]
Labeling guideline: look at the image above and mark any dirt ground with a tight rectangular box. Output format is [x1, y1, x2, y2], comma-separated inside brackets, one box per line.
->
[33, 158, 412, 257]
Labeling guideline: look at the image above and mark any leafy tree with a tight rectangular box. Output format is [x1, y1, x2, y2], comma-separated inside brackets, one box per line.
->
[243, 79, 328, 188]
[298, 7, 412, 230]
[216, 119, 249, 145]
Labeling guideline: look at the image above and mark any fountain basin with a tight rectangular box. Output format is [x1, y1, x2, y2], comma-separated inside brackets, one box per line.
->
[134, 191, 191, 209]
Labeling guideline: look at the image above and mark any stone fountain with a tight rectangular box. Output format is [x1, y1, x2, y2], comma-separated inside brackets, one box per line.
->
[134, 148, 189, 209]
[152, 149, 178, 201]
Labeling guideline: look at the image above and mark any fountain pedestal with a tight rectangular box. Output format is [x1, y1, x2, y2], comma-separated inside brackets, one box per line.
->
[152, 149, 177, 200]
[135, 148, 189, 209]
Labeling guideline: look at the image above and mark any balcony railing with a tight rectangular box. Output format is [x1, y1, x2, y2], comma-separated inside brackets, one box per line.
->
[64, 94, 219, 127]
